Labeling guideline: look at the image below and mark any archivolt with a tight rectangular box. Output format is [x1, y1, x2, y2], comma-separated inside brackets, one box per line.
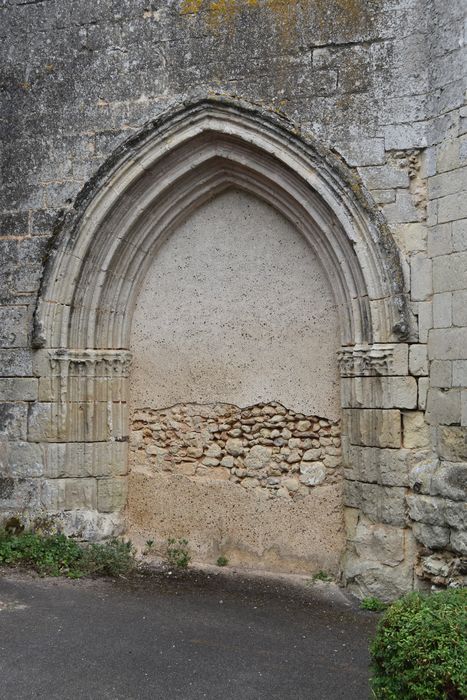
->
[33, 96, 409, 351]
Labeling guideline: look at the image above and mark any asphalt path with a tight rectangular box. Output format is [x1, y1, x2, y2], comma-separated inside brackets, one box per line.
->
[0, 567, 378, 699]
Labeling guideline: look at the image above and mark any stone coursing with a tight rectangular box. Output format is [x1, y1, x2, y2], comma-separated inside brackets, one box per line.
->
[0, 0, 466, 598]
[130, 402, 341, 496]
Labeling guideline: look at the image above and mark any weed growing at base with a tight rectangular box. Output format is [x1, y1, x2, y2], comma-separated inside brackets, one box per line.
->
[360, 596, 388, 612]
[166, 538, 191, 568]
[216, 555, 228, 567]
[0, 528, 135, 578]
[312, 570, 333, 582]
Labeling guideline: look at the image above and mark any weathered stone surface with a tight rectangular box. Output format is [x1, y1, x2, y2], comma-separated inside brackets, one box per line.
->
[418, 377, 429, 410]
[0, 477, 40, 514]
[444, 500, 467, 530]
[0, 350, 33, 377]
[44, 442, 128, 479]
[430, 462, 467, 501]
[344, 481, 407, 526]
[0, 0, 465, 597]
[420, 554, 451, 579]
[402, 411, 431, 448]
[406, 494, 446, 526]
[429, 328, 467, 360]
[244, 445, 273, 470]
[342, 523, 417, 601]
[450, 529, 467, 554]
[344, 445, 410, 486]
[5, 441, 44, 478]
[342, 409, 401, 449]
[411, 522, 450, 549]
[225, 439, 244, 457]
[97, 478, 128, 513]
[431, 360, 452, 388]
[59, 510, 125, 541]
[299, 462, 326, 486]
[408, 456, 438, 494]
[0, 378, 38, 402]
[28, 401, 128, 442]
[41, 478, 97, 512]
[410, 255, 432, 301]
[352, 515, 405, 567]
[0, 307, 30, 349]
[409, 345, 428, 376]
[0, 403, 28, 441]
[426, 388, 461, 425]
[437, 426, 467, 461]
[341, 376, 417, 409]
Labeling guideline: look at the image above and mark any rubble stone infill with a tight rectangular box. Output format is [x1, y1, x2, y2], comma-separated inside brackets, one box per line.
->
[130, 401, 341, 498]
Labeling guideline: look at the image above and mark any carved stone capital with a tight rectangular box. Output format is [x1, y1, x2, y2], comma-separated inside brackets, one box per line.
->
[338, 344, 406, 378]
[48, 349, 132, 378]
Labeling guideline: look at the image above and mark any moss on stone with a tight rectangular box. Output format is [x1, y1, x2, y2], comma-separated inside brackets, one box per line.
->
[180, 0, 377, 36]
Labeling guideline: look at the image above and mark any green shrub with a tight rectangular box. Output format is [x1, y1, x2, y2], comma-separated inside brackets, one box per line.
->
[166, 538, 191, 568]
[78, 539, 135, 577]
[361, 596, 388, 612]
[0, 528, 135, 578]
[216, 555, 228, 567]
[370, 589, 467, 700]
[0, 529, 82, 576]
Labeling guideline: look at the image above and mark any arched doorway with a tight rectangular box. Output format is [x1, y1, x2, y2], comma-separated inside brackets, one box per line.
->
[32, 97, 411, 587]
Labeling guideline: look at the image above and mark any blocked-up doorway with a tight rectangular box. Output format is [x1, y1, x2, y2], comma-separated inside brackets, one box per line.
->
[128, 188, 344, 573]
[31, 99, 410, 593]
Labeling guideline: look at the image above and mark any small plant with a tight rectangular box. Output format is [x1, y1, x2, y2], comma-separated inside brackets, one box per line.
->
[312, 570, 333, 583]
[216, 555, 228, 567]
[3, 516, 24, 535]
[79, 539, 135, 577]
[0, 529, 82, 576]
[142, 539, 155, 556]
[166, 538, 191, 569]
[31, 515, 59, 537]
[370, 589, 467, 699]
[0, 528, 135, 578]
[361, 596, 388, 612]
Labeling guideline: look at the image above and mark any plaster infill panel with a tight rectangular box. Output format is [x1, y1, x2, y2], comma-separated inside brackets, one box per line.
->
[129, 189, 343, 573]
[128, 401, 344, 574]
[129, 472, 344, 575]
[130, 188, 340, 419]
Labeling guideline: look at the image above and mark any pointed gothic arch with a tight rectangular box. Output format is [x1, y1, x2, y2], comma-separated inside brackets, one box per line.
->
[30, 97, 411, 570]
[33, 96, 408, 351]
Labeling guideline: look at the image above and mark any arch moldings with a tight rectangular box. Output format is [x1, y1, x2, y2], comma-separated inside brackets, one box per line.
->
[33, 95, 409, 352]
[29, 98, 412, 585]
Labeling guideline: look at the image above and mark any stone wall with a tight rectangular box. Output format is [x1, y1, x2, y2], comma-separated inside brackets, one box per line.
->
[0, 0, 465, 598]
[404, 0, 467, 588]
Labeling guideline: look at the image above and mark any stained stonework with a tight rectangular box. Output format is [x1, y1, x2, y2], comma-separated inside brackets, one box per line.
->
[1, 0, 466, 599]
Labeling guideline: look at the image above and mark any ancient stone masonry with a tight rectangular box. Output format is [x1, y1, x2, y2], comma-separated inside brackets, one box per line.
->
[130, 402, 341, 495]
[1, 0, 466, 599]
